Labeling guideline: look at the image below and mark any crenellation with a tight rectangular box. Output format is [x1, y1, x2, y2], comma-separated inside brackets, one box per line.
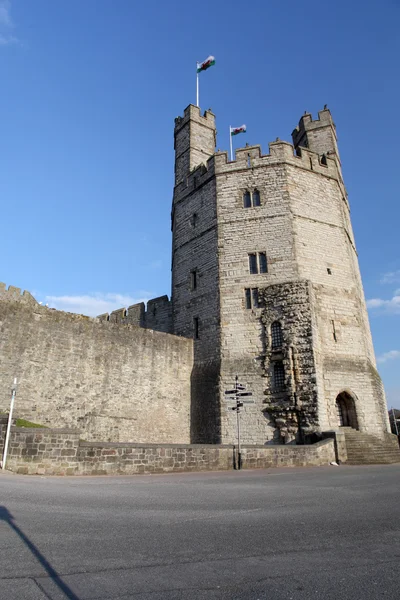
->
[0, 282, 38, 305]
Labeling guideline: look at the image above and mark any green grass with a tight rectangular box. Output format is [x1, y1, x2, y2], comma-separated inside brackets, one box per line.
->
[15, 418, 46, 428]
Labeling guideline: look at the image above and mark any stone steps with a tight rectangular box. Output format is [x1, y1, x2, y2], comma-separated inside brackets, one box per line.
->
[342, 428, 400, 465]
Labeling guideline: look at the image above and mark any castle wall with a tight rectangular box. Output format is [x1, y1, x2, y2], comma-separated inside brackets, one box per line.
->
[0, 286, 193, 443]
[98, 295, 173, 334]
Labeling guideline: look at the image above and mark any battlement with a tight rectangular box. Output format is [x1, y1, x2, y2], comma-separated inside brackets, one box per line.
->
[0, 282, 38, 306]
[292, 107, 335, 141]
[174, 104, 216, 136]
[213, 140, 339, 178]
[97, 295, 173, 334]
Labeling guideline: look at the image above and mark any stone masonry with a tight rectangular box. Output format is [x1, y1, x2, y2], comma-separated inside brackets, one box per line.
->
[0, 284, 192, 443]
[169, 104, 391, 445]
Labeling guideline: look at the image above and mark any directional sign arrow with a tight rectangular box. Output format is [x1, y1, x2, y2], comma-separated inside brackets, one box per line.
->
[224, 389, 237, 395]
[237, 391, 253, 397]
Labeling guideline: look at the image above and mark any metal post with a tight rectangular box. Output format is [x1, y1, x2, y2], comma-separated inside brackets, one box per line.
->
[229, 127, 233, 161]
[196, 71, 199, 107]
[236, 403, 241, 470]
[2, 378, 17, 470]
[392, 407, 399, 436]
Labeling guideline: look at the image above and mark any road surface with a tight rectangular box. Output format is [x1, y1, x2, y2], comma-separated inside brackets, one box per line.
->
[1, 465, 399, 599]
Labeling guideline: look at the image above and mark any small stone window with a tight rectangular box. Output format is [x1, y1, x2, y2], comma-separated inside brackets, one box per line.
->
[248, 252, 268, 274]
[193, 317, 199, 339]
[273, 361, 285, 391]
[252, 189, 261, 207]
[190, 213, 198, 228]
[190, 270, 197, 291]
[245, 288, 259, 309]
[259, 252, 267, 273]
[249, 253, 258, 274]
[243, 190, 261, 208]
[271, 321, 283, 349]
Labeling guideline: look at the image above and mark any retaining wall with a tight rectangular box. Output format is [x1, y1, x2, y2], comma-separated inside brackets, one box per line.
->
[0, 419, 336, 476]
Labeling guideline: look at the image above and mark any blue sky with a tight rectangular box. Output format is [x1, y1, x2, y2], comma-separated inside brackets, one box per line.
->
[0, 0, 399, 406]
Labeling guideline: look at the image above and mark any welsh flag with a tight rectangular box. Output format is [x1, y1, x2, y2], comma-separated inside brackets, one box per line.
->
[197, 56, 216, 73]
[230, 125, 246, 136]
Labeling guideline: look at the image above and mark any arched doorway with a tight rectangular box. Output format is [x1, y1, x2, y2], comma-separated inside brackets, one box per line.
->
[336, 391, 358, 429]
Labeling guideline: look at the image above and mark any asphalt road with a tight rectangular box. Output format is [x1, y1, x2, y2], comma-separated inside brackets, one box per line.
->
[1, 465, 399, 600]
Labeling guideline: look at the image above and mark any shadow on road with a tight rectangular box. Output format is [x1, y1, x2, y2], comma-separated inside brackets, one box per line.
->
[0, 505, 81, 600]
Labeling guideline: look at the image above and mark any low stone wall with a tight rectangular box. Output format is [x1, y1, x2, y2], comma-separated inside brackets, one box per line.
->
[1, 419, 336, 476]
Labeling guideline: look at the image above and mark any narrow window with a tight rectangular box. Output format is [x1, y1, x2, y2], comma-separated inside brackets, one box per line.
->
[190, 270, 197, 290]
[259, 252, 268, 273]
[191, 213, 198, 228]
[193, 317, 199, 339]
[247, 154, 251, 168]
[252, 288, 259, 308]
[273, 362, 285, 391]
[331, 320, 337, 342]
[245, 288, 252, 309]
[249, 253, 258, 274]
[271, 321, 283, 349]
[243, 191, 251, 208]
[327, 268, 332, 275]
[252, 189, 260, 207]
[309, 157, 313, 170]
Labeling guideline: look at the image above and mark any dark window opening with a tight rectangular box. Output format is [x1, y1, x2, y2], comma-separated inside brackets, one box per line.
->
[245, 288, 252, 309]
[249, 253, 258, 274]
[253, 189, 260, 207]
[273, 361, 285, 391]
[247, 154, 251, 168]
[245, 288, 259, 309]
[191, 213, 198, 228]
[193, 317, 199, 339]
[243, 191, 251, 208]
[259, 252, 268, 273]
[271, 321, 283, 349]
[190, 270, 197, 291]
[327, 268, 332, 275]
[252, 288, 259, 308]
[321, 154, 327, 165]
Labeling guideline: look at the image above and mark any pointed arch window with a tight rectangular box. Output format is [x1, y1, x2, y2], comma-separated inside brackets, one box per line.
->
[243, 190, 261, 208]
[243, 191, 251, 208]
[271, 321, 283, 349]
[252, 189, 260, 207]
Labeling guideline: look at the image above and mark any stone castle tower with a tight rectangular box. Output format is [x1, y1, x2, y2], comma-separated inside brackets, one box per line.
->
[172, 104, 390, 445]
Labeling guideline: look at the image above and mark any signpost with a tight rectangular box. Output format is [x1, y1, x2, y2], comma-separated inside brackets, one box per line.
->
[1, 378, 18, 471]
[224, 376, 254, 470]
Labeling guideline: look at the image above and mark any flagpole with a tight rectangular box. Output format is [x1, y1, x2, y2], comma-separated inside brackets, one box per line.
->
[229, 127, 233, 161]
[196, 68, 199, 107]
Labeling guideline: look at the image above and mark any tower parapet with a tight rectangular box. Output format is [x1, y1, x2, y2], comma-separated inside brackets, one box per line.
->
[292, 107, 342, 179]
[174, 105, 216, 186]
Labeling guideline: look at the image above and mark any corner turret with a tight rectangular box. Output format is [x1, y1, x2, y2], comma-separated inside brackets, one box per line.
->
[292, 107, 342, 179]
[174, 105, 216, 186]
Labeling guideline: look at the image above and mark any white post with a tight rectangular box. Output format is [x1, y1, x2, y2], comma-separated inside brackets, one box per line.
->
[392, 407, 399, 436]
[196, 70, 199, 107]
[229, 127, 233, 161]
[2, 378, 18, 470]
